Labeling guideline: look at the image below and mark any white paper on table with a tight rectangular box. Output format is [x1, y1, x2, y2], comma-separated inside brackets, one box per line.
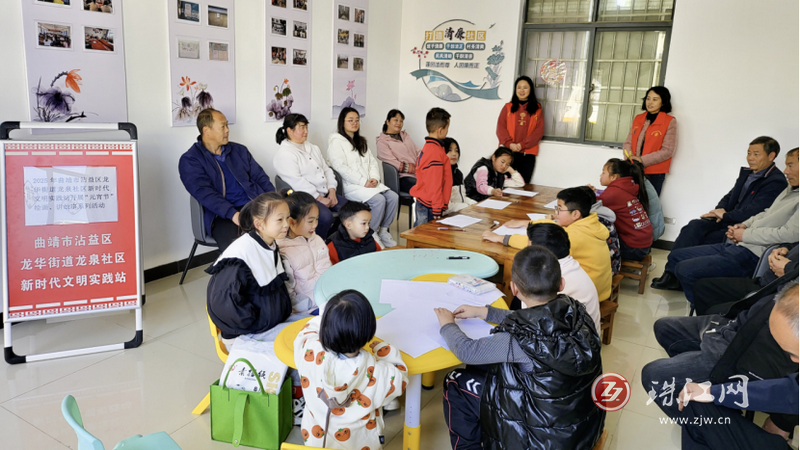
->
[527, 213, 549, 221]
[375, 308, 448, 356]
[437, 214, 483, 228]
[492, 225, 528, 236]
[455, 318, 496, 341]
[543, 199, 559, 209]
[477, 199, 512, 210]
[379, 280, 504, 310]
[503, 188, 538, 197]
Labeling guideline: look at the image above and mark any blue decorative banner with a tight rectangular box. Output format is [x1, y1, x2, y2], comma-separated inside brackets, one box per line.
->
[410, 69, 499, 100]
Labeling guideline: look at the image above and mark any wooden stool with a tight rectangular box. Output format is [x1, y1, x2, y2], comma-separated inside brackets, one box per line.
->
[599, 275, 623, 345]
[592, 429, 608, 450]
[620, 254, 652, 295]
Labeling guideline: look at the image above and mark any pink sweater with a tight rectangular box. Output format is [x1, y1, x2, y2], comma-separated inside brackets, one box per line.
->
[376, 131, 420, 178]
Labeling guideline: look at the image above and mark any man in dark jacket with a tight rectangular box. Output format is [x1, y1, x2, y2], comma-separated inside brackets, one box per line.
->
[676, 282, 799, 449]
[435, 245, 604, 450]
[178, 108, 275, 252]
[652, 136, 786, 289]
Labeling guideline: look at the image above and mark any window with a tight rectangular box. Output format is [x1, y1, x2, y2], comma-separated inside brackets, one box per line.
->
[520, 0, 674, 144]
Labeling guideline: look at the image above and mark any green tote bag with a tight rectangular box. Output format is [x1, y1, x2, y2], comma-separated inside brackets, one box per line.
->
[210, 358, 293, 449]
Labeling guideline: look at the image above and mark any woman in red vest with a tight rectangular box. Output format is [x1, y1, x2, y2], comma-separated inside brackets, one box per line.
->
[622, 86, 677, 196]
[496, 75, 544, 184]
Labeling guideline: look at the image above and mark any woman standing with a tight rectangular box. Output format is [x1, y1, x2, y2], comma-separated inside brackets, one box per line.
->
[496, 75, 544, 184]
[328, 107, 399, 248]
[376, 109, 420, 194]
[274, 113, 345, 237]
[622, 86, 677, 196]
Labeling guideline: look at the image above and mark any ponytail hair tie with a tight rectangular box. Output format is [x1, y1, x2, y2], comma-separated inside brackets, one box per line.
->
[287, 189, 294, 195]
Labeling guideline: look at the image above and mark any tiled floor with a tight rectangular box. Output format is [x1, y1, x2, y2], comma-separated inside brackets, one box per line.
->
[0, 231, 766, 449]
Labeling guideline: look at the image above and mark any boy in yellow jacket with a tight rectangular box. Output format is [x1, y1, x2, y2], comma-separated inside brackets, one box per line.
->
[483, 187, 612, 300]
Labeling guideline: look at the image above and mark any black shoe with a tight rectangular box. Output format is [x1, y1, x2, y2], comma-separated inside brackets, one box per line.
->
[650, 271, 682, 291]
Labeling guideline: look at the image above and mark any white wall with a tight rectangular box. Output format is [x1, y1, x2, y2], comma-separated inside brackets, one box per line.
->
[0, 0, 403, 270]
[398, 0, 799, 242]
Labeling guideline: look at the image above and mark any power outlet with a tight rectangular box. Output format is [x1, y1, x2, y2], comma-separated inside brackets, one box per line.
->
[664, 217, 677, 225]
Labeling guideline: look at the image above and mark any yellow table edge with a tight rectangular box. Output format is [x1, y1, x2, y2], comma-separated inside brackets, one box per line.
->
[274, 273, 508, 375]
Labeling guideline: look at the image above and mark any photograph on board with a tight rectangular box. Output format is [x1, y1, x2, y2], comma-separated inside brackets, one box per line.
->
[209, 42, 229, 61]
[84, 0, 113, 13]
[177, 1, 200, 23]
[84, 26, 114, 52]
[354, 8, 365, 24]
[354, 33, 364, 48]
[37, 22, 72, 49]
[207, 5, 228, 28]
[337, 29, 349, 45]
[293, 21, 307, 39]
[337, 54, 349, 69]
[272, 0, 286, 8]
[271, 46, 287, 65]
[353, 57, 364, 71]
[293, 49, 307, 66]
[178, 38, 200, 59]
[36, 0, 71, 7]
[271, 17, 287, 36]
[293, 0, 307, 11]
[338, 4, 350, 21]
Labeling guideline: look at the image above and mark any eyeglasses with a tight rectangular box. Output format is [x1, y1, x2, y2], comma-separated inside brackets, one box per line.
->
[554, 207, 575, 214]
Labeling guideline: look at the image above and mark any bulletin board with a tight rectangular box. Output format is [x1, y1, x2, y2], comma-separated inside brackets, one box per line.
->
[0, 122, 143, 364]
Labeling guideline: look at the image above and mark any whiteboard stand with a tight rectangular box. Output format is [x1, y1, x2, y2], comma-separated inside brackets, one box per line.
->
[0, 122, 143, 364]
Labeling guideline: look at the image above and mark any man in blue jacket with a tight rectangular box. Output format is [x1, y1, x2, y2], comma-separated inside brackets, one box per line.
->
[652, 136, 786, 290]
[179, 108, 275, 252]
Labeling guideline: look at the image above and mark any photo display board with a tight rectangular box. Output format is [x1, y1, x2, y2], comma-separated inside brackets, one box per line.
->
[2, 142, 141, 320]
[332, 0, 368, 118]
[168, 0, 236, 126]
[20, 0, 128, 125]
[265, 0, 312, 122]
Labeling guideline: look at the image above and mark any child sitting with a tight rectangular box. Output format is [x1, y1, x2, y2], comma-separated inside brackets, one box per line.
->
[464, 147, 525, 202]
[483, 187, 613, 300]
[595, 158, 653, 261]
[578, 185, 621, 276]
[443, 137, 476, 214]
[277, 190, 332, 313]
[434, 245, 605, 450]
[206, 193, 293, 350]
[295, 290, 408, 450]
[326, 201, 382, 264]
[410, 107, 453, 225]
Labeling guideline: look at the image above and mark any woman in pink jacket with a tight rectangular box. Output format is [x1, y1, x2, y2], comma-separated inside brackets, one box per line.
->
[376, 109, 421, 194]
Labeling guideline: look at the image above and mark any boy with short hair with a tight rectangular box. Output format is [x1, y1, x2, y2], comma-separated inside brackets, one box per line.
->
[434, 245, 605, 450]
[410, 108, 453, 226]
[483, 187, 613, 299]
[326, 201, 381, 264]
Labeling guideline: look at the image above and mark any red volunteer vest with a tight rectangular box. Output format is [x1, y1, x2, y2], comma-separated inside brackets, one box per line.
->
[630, 111, 674, 174]
[502, 103, 542, 156]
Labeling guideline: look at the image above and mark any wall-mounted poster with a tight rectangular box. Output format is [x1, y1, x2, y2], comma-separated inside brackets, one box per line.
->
[168, 0, 236, 127]
[409, 19, 503, 102]
[265, 0, 312, 121]
[21, 0, 128, 125]
[332, 0, 367, 118]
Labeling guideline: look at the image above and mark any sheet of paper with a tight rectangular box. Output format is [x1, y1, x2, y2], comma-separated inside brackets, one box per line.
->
[375, 309, 444, 357]
[502, 188, 538, 197]
[455, 318, 496, 341]
[477, 199, 512, 210]
[379, 280, 504, 310]
[492, 225, 528, 236]
[527, 213, 549, 221]
[543, 199, 558, 209]
[437, 214, 482, 228]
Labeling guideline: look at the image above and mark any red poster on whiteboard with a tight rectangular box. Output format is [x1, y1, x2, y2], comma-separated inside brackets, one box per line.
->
[3, 142, 140, 320]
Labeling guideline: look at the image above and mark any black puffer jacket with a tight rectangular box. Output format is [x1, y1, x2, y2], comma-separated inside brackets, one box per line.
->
[480, 295, 605, 450]
[465, 157, 509, 202]
[325, 223, 380, 262]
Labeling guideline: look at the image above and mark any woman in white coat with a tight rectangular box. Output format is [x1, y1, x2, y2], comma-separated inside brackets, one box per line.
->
[328, 107, 399, 248]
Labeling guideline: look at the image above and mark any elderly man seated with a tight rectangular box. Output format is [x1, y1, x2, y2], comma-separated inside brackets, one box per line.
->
[652, 136, 786, 290]
[179, 108, 275, 252]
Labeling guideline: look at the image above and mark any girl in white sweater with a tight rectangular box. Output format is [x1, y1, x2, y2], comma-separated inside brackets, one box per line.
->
[295, 290, 408, 449]
[328, 107, 399, 248]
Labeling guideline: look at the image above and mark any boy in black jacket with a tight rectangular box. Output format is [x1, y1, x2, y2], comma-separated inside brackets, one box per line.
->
[434, 245, 605, 450]
[326, 201, 381, 264]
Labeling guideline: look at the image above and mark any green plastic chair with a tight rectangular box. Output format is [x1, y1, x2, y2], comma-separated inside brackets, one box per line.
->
[61, 395, 182, 450]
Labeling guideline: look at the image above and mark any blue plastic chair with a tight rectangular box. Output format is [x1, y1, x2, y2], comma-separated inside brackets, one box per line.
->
[61, 395, 182, 450]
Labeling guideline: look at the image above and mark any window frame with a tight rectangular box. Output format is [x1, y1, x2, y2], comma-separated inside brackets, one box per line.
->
[517, 1, 675, 146]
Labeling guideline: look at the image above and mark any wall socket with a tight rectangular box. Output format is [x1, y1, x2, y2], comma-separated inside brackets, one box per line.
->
[664, 217, 677, 225]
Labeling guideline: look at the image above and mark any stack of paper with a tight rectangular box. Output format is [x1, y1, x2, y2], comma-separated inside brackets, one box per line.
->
[375, 280, 502, 358]
[503, 188, 538, 197]
[437, 214, 482, 228]
[477, 199, 512, 210]
[527, 213, 549, 221]
[492, 225, 528, 236]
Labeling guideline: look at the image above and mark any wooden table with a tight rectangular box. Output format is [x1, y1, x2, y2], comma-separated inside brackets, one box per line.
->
[401, 184, 562, 299]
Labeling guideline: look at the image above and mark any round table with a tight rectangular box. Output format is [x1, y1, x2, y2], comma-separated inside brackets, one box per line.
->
[276, 262, 506, 450]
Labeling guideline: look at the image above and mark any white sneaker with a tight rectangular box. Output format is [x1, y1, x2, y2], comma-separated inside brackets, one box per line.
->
[378, 229, 397, 248]
[383, 399, 401, 412]
[372, 232, 384, 249]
